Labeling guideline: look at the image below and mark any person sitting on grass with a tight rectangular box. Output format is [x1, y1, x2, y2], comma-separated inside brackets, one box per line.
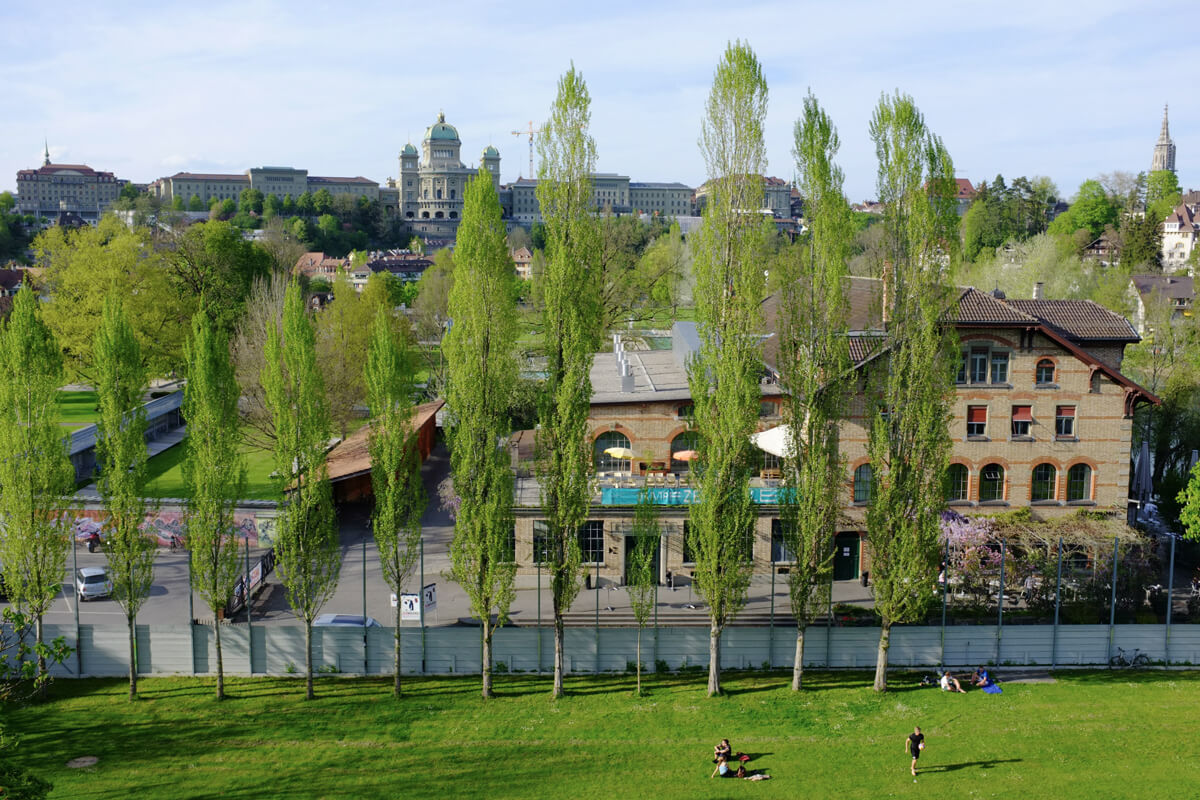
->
[939, 671, 966, 693]
[711, 756, 734, 778]
[972, 667, 991, 687]
[736, 765, 772, 781]
[714, 739, 732, 762]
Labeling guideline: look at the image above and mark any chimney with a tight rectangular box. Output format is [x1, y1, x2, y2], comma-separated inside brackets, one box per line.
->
[620, 358, 635, 393]
[1033, 282, 1044, 300]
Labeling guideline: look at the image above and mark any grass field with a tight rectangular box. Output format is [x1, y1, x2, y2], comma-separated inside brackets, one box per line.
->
[55, 390, 100, 426]
[4, 670, 1198, 799]
[141, 443, 280, 501]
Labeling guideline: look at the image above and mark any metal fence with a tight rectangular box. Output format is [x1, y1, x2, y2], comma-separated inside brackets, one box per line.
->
[30, 620, 1200, 679]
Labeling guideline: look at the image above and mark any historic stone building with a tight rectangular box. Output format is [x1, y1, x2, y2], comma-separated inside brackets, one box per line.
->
[506, 278, 1155, 589]
[16, 145, 126, 223]
[396, 112, 500, 237]
[149, 166, 381, 206]
[1152, 105, 1177, 174]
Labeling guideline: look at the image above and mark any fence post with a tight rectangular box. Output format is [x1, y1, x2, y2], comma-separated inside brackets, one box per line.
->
[1107, 537, 1119, 667]
[537, 556, 542, 674]
[1165, 534, 1176, 665]
[73, 537, 82, 676]
[826, 558, 834, 668]
[594, 560, 600, 675]
[1051, 538, 1062, 671]
[245, 537, 252, 674]
[362, 533, 368, 676]
[420, 536, 425, 674]
[768, 564, 775, 669]
[187, 549, 195, 675]
[940, 542, 948, 669]
[996, 539, 1006, 666]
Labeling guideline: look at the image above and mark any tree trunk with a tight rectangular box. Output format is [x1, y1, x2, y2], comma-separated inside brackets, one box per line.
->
[305, 621, 314, 700]
[707, 624, 721, 697]
[127, 616, 137, 701]
[552, 613, 565, 698]
[393, 603, 402, 698]
[792, 625, 806, 691]
[215, 621, 225, 700]
[35, 614, 47, 698]
[636, 627, 642, 696]
[481, 619, 493, 699]
[874, 619, 891, 692]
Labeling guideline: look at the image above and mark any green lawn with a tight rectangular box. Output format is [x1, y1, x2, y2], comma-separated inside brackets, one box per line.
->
[141, 442, 280, 501]
[5, 670, 1199, 799]
[55, 390, 100, 426]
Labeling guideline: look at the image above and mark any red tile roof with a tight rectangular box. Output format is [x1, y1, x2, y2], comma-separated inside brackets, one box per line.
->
[1006, 299, 1138, 341]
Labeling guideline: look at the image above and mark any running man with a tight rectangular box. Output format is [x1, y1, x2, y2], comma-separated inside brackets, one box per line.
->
[906, 726, 925, 777]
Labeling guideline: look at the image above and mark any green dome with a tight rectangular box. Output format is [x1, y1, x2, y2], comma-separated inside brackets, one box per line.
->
[401, 143, 417, 156]
[424, 112, 459, 141]
[482, 145, 499, 157]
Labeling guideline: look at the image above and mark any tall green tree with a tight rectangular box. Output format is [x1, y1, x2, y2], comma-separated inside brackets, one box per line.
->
[164, 220, 271, 337]
[0, 286, 75, 688]
[262, 282, 339, 701]
[779, 92, 853, 691]
[38, 218, 191, 382]
[317, 274, 381, 437]
[182, 311, 245, 700]
[94, 298, 155, 701]
[445, 175, 519, 699]
[1047, 179, 1120, 239]
[535, 64, 602, 699]
[1146, 169, 1182, 222]
[366, 305, 425, 698]
[865, 92, 959, 692]
[627, 492, 659, 697]
[687, 41, 770, 697]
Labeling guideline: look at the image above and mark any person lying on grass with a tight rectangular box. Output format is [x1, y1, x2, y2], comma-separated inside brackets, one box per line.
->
[712, 756, 734, 778]
[736, 765, 771, 781]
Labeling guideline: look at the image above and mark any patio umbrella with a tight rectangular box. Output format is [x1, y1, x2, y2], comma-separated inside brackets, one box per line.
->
[672, 449, 700, 462]
[603, 446, 636, 460]
[750, 424, 792, 459]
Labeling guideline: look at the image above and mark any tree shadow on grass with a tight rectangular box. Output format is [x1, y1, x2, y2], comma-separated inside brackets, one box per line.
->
[923, 758, 1022, 773]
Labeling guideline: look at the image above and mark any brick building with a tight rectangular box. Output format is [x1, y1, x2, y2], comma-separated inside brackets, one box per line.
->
[507, 278, 1155, 588]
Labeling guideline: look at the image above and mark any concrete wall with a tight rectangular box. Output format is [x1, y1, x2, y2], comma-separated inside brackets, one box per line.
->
[35, 622, 1200, 678]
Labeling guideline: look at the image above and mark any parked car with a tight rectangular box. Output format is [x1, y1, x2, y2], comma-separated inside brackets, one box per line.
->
[75, 567, 113, 601]
[313, 614, 381, 628]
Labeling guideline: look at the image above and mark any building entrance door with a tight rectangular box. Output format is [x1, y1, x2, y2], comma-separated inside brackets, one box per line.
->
[624, 535, 661, 585]
[833, 532, 860, 581]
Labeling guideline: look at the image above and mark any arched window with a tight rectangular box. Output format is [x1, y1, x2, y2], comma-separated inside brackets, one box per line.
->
[1067, 464, 1092, 501]
[979, 463, 1005, 502]
[436, 189, 442, 200]
[1035, 359, 1055, 385]
[945, 464, 968, 502]
[450, 189, 456, 200]
[421, 211, 429, 219]
[593, 431, 631, 473]
[853, 464, 873, 503]
[670, 431, 701, 473]
[1031, 463, 1056, 502]
[449, 211, 458, 219]
[434, 211, 444, 219]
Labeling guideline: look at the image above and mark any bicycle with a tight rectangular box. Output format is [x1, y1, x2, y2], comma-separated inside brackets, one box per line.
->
[1110, 647, 1151, 668]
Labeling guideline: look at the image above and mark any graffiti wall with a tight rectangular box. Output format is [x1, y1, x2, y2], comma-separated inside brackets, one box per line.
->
[69, 503, 278, 549]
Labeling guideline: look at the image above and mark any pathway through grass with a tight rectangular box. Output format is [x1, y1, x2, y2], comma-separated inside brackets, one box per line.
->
[4, 670, 1197, 799]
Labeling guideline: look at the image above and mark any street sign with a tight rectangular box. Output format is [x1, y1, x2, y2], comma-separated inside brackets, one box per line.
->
[400, 593, 420, 621]
[422, 583, 437, 612]
[390, 593, 398, 608]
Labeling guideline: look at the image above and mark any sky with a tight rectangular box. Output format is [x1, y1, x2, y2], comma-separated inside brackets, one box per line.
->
[1, 1, 1194, 203]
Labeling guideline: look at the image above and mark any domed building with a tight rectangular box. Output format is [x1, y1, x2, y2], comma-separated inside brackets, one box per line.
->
[398, 112, 501, 236]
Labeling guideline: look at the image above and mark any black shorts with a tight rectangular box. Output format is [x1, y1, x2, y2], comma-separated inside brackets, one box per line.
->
[910, 748, 920, 760]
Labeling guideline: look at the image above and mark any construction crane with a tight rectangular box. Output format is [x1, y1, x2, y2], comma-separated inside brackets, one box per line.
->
[511, 121, 541, 180]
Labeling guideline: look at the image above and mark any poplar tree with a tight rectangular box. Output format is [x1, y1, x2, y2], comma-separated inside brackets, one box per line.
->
[627, 492, 660, 697]
[94, 297, 155, 701]
[687, 40, 770, 697]
[779, 93, 853, 691]
[366, 305, 425, 698]
[262, 281, 339, 700]
[865, 92, 959, 692]
[445, 174, 519, 699]
[535, 65, 602, 699]
[182, 310, 245, 700]
[0, 286, 75, 689]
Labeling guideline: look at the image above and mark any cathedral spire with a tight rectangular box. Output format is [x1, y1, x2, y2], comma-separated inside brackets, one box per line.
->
[1152, 103, 1177, 173]
[43, 138, 50, 166]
